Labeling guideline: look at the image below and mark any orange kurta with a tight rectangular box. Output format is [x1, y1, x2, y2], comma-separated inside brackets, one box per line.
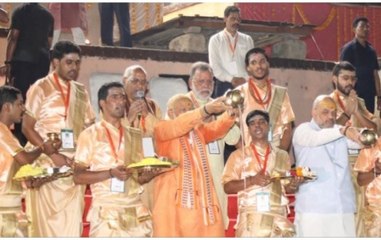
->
[186, 91, 240, 229]
[0, 122, 26, 237]
[24, 72, 95, 237]
[237, 82, 295, 147]
[153, 109, 235, 237]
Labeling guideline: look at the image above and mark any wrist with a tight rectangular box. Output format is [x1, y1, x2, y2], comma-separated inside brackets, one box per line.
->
[342, 126, 350, 136]
[39, 140, 49, 152]
[203, 105, 211, 115]
[109, 168, 114, 178]
[342, 112, 350, 119]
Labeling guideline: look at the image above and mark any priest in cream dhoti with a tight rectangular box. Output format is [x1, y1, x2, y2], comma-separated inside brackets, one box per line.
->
[237, 48, 295, 151]
[122, 65, 162, 212]
[0, 86, 61, 237]
[74, 82, 159, 237]
[22, 41, 95, 237]
[222, 110, 303, 237]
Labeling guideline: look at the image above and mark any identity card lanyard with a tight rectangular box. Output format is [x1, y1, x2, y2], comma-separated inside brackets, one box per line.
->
[251, 143, 271, 212]
[54, 73, 76, 150]
[102, 122, 125, 193]
[251, 143, 270, 174]
[224, 31, 238, 59]
[53, 72, 70, 121]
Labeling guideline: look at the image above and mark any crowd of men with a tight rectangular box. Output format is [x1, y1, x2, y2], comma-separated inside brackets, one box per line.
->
[1, 5, 381, 238]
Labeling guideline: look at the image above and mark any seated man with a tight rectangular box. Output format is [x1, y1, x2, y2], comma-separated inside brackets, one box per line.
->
[74, 82, 158, 237]
[152, 94, 237, 237]
[222, 109, 302, 237]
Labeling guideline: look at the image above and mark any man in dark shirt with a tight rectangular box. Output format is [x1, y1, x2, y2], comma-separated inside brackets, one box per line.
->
[340, 16, 381, 114]
[4, 3, 54, 145]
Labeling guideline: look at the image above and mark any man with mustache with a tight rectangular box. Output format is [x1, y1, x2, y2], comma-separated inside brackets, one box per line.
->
[293, 95, 362, 237]
[122, 65, 162, 212]
[340, 17, 381, 114]
[329, 61, 377, 236]
[74, 82, 155, 237]
[222, 109, 303, 237]
[185, 61, 241, 229]
[330, 61, 377, 130]
[22, 41, 95, 237]
[0, 85, 60, 237]
[208, 5, 254, 98]
[237, 47, 295, 151]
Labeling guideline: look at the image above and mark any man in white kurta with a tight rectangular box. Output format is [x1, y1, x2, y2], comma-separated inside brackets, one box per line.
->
[293, 95, 362, 237]
[208, 5, 254, 97]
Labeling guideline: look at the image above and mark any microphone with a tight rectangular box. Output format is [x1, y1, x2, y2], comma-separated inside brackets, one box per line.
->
[135, 90, 145, 100]
[135, 90, 145, 118]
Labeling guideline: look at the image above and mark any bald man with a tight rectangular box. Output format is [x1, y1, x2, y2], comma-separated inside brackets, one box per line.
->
[292, 95, 363, 237]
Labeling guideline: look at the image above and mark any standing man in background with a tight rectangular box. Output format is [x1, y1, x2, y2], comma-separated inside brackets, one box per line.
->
[208, 5, 254, 98]
[340, 16, 381, 114]
[4, 3, 54, 146]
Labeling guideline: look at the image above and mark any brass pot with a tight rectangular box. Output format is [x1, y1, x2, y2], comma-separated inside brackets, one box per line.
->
[225, 89, 244, 108]
[360, 129, 378, 146]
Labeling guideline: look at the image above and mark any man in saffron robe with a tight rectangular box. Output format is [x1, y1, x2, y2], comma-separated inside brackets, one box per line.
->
[22, 41, 95, 237]
[153, 94, 237, 237]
